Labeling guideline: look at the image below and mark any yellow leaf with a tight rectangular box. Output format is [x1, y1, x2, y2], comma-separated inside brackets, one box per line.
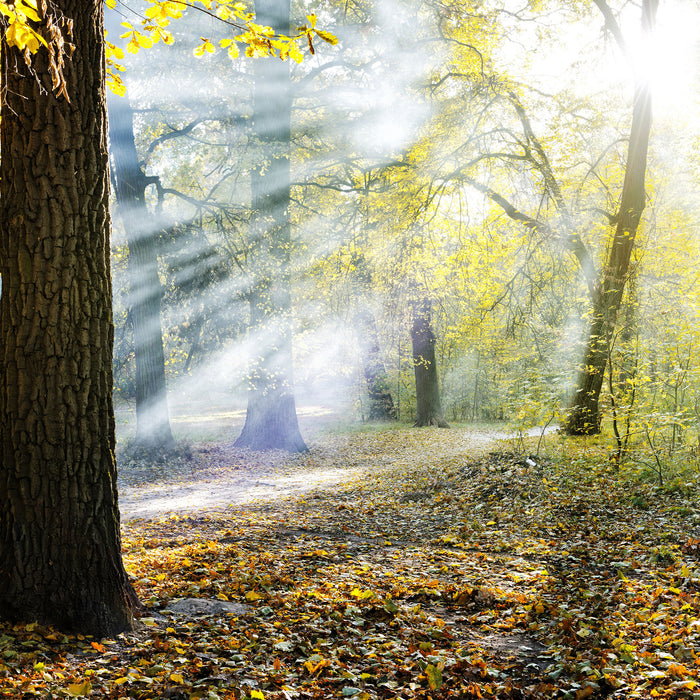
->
[251, 692, 265, 700]
[306, 13, 317, 28]
[136, 33, 154, 49]
[350, 588, 374, 600]
[170, 672, 185, 683]
[107, 44, 124, 60]
[107, 76, 127, 96]
[245, 590, 263, 601]
[425, 664, 443, 691]
[113, 677, 129, 686]
[16, 1, 41, 22]
[287, 41, 303, 63]
[6, 21, 44, 53]
[67, 681, 92, 697]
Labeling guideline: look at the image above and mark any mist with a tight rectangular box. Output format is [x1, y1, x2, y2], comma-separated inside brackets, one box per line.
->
[106, 0, 700, 449]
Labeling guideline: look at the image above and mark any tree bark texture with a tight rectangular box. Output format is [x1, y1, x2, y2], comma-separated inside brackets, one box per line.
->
[107, 77, 174, 452]
[357, 310, 397, 420]
[235, 0, 306, 452]
[411, 299, 449, 428]
[0, 1, 137, 634]
[565, 0, 656, 435]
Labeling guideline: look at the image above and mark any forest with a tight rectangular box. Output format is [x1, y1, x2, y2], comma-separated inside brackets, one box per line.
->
[0, 0, 699, 698]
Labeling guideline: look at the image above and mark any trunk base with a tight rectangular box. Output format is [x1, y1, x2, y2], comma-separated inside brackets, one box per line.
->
[235, 395, 308, 452]
[413, 415, 450, 428]
[564, 405, 601, 435]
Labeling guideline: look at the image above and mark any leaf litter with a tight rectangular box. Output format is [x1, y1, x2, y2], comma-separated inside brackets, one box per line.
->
[1, 427, 699, 698]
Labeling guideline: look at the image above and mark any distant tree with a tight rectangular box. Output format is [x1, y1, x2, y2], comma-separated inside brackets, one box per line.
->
[411, 298, 449, 428]
[357, 309, 397, 420]
[235, 0, 307, 452]
[0, 0, 137, 635]
[107, 32, 175, 452]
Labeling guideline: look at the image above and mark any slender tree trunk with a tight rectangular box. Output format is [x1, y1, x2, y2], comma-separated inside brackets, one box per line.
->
[235, 0, 306, 452]
[0, 1, 137, 634]
[565, 2, 655, 434]
[107, 78, 174, 452]
[411, 298, 449, 428]
[357, 310, 397, 420]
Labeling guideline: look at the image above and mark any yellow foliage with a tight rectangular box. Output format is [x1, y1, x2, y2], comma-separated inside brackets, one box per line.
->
[0, 0, 336, 98]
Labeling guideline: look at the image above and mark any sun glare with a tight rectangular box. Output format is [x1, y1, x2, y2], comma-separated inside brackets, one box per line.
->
[511, 1, 699, 126]
[621, 1, 700, 120]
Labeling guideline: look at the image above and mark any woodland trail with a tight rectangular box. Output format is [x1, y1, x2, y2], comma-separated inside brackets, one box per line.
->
[117, 425, 537, 521]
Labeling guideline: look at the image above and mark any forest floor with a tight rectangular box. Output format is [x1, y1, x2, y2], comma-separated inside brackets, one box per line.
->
[1, 425, 700, 699]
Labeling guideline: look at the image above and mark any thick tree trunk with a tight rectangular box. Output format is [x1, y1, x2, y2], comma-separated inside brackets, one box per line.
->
[107, 77, 174, 452]
[565, 3, 655, 434]
[411, 299, 449, 428]
[235, 0, 306, 452]
[357, 311, 397, 421]
[565, 290, 610, 434]
[0, 1, 137, 634]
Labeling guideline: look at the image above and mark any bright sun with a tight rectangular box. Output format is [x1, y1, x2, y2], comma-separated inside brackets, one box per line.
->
[511, 1, 700, 125]
[625, 0, 700, 119]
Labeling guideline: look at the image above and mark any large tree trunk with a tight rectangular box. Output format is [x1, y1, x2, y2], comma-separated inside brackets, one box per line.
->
[411, 299, 449, 428]
[0, 1, 137, 635]
[357, 310, 397, 421]
[235, 0, 306, 452]
[107, 71, 175, 452]
[565, 0, 655, 435]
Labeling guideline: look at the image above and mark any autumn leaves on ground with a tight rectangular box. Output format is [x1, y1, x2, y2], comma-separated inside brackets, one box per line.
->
[2, 427, 699, 699]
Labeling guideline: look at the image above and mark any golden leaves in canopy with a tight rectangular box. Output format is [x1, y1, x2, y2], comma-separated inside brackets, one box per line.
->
[0, 0, 337, 99]
[107, 1, 337, 93]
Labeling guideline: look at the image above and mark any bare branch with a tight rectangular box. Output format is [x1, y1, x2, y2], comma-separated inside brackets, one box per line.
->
[592, 0, 627, 55]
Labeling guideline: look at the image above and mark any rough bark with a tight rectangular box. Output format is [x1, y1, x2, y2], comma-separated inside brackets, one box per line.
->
[357, 310, 397, 421]
[565, 0, 656, 435]
[234, 0, 306, 452]
[411, 299, 449, 428]
[107, 71, 174, 452]
[0, 1, 137, 634]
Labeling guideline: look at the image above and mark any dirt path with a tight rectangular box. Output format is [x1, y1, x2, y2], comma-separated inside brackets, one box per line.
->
[118, 425, 548, 520]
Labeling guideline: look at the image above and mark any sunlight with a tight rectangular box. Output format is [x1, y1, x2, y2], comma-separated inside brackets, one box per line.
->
[512, 1, 699, 124]
[613, 0, 699, 119]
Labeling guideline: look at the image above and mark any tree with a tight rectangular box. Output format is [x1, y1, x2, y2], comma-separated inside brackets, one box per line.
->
[357, 309, 397, 420]
[0, 0, 137, 635]
[107, 26, 175, 452]
[234, 0, 307, 452]
[411, 297, 449, 428]
[564, 0, 657, 434]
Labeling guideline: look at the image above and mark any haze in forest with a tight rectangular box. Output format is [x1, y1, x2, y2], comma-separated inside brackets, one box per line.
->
[106, 0, 700, 449]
